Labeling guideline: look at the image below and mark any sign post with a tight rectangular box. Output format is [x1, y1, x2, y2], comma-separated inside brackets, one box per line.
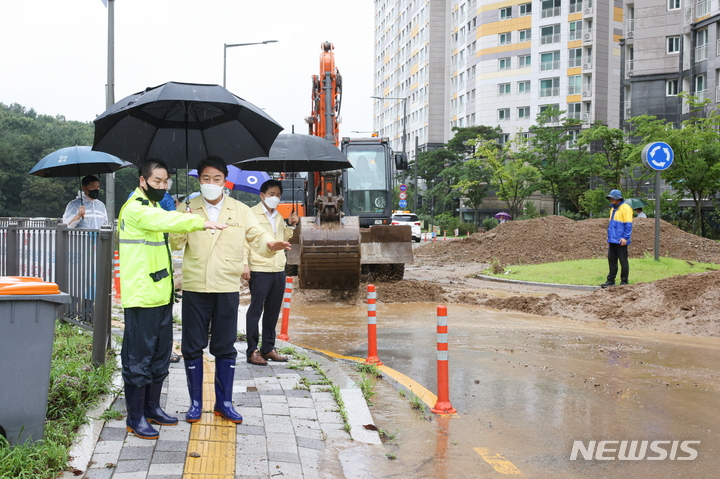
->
[641, 142, 674, 261]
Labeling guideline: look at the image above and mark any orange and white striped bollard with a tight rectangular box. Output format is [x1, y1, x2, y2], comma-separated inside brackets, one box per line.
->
[431, 305, 456, 414]
[278, 277, 293, 341]
[365, 284, 383, 365]
[113, 250, 121, 299]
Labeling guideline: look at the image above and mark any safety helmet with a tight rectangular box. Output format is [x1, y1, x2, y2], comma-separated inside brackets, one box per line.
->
[606, 189, 623, 200]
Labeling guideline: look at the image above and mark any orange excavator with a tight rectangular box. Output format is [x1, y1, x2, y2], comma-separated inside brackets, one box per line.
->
[284, 42, 412, 290]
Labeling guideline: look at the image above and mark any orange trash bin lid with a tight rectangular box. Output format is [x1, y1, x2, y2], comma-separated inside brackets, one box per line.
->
[0, 276, 61, 295]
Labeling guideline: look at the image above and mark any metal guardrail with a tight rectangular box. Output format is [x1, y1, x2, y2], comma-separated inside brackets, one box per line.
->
[0, 218, 114, 365]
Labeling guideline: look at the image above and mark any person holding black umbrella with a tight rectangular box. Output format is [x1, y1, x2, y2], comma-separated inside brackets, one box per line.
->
[118, 159, 229, 440]
[62, 175, 108, 229]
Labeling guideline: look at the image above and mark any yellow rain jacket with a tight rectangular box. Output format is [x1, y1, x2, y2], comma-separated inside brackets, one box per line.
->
[118, 188, 205, 308]
[243, 202, 295, 273]
[170, 195, 276, 293]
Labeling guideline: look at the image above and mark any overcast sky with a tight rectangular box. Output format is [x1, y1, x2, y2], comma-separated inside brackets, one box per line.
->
[0, 0, 375, 135]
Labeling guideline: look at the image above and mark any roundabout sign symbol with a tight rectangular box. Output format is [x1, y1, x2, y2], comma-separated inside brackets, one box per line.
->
[641, 142, 674, 171]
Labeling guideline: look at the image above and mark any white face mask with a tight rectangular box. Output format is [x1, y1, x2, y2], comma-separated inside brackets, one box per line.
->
[200, 183, 224, 201]
[263, 195, 281, 209]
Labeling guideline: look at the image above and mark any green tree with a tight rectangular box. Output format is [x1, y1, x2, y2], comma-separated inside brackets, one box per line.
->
[576, 122, 636, 190]
[523, 106, 582, 213]
[474, 138, 540, 219]
[628, 93, 720, 235]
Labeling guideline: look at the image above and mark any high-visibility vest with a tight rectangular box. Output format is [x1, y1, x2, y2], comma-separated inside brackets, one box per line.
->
[118, 188, 205, 308]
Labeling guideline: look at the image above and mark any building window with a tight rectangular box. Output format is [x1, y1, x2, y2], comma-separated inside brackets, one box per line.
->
[518, 106, 531, 118]
[519, 29, 532, 42]
[541, 51, 560, 71]
[519, 55, 531, 67]
[696, 29, 709, 62]
[500, 6, 512, 19]
[520, 3, 532, 15]
[499, 83, 511, 95]
[542, 0, 561, 18]
[569, 0, 584, 14]
[518, 80, 531, 93]
[540, 78, 560, 97]
[499, 57, 511, 70]
[568, 75, 582, 94]
[498, 133, 511, 145]
[567, 130, 580, 149]
[498, 109, 511, 121]
[499, 32, 512, 45]
[569, 48, 583, 67]
[668, 0, 680, 9]
[696, 74, 706, 97]
[518, 132, 531, 142]
[568, 102, 582, 119]
[541, 25, 561, 45]
[569, 21, 583, 41]
[667, 80, 679, 96]
[667, 36, 680, 53]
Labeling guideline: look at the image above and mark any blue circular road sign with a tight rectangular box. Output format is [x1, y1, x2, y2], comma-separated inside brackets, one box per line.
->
[398, 199, 408, 208]
[642, 142, 674, 171]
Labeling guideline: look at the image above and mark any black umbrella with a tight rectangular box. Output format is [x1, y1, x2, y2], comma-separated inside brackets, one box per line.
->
[92, 81, 283, 198]
[235, 134, 352, 212]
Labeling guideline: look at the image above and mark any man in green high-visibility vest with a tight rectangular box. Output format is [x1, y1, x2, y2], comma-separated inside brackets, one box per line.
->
[118, 159, 227, 440]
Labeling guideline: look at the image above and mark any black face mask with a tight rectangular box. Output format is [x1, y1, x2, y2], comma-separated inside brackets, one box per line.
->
[143, 184, 166, 202]
[87, 189, 100, 200]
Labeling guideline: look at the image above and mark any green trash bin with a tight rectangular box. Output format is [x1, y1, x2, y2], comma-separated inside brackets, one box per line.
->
[0, 276, 70, 446]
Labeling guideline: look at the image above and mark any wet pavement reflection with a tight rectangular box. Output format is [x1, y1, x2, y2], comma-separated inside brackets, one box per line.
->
[286, 300, 720, 478]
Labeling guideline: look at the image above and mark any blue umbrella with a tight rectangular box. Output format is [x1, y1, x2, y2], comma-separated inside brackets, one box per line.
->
[188, 164, 270, 195]
[29, 146, 125, 177]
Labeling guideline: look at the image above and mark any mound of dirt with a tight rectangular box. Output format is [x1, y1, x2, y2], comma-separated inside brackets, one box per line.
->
[414, 216, 720, 266]
[480, 270, 720, 337]
[375, 279, 446, 303]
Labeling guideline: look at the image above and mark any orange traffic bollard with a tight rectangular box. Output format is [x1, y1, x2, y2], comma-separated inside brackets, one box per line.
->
[113, 250, 121, 299]
[431, 305, 456, 414]
[278, 277, 293, 341]
[365, 284, 383, 365]
[443, 231, 447, 241]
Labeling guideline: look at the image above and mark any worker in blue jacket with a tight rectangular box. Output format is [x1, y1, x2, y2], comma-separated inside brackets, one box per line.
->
[601, 189, 633, 288]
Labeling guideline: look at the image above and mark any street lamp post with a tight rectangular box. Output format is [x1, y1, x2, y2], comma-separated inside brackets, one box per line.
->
[372, 95, 407, 197]
[223, 40, 278, 88]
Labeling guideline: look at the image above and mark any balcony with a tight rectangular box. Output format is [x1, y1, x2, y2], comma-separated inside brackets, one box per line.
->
[696, 44, 708, 62]
[541, 33, 561, 45]
[569, 57, 582, 68]
[583, 58, 593, 69]
[696, 89, 708, 101]
[540, 87, 560, 97]
[625, 60, 634, 78]
[624, 101, 632, 118]
[568, 110, 583, 120]
[582, 87, 593, 97]
[541, 6, 561, 18]
[541, 60, 560, 71]
[696, 0, 709, 17]
[625, 19, 635, 38]
[569, 85, 582, 95]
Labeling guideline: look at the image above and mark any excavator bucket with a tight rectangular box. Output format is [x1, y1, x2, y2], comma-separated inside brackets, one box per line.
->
[360, 225, 413, 265]
[297, 216, 362, 290]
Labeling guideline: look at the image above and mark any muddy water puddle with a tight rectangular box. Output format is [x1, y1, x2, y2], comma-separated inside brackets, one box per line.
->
[285, 300, 720, 478]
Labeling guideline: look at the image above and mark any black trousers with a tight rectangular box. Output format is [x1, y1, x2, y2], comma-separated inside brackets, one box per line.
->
[121, 304, 173, 387]
[607, 243, 629, 283]
[181, 290, 239, 362]
[246, 271, 286, 356]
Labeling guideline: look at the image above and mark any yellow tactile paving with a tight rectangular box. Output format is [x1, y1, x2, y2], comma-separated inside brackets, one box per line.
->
[182, 357, 237, 479]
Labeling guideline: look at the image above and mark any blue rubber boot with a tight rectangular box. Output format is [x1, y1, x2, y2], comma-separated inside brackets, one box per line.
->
[144, 381, 178, 426]
[184, 358, 203, 423]
[213, 358, 243, 424]
[124, 384, 159, 440]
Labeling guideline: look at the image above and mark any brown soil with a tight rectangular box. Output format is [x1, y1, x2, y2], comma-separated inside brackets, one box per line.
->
[385, 216, 720, 338]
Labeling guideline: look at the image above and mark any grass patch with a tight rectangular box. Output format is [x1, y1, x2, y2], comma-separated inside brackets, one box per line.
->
[481, 255, 720, 286]
[0, 322, 117, 479]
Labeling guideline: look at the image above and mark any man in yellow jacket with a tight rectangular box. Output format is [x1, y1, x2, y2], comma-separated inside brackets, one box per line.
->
[243, 179, 299, 366]
[119, 159, 228, 440]
[170, 157, 291, 424]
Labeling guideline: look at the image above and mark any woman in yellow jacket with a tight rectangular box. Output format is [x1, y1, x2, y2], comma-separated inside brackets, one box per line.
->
[170, 158, 290, 424]
[119, 159, 228, 440]
[243, 179, 299, 366]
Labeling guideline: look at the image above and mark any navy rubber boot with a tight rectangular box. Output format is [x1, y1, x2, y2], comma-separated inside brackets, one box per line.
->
[184, 358, 203, 423]
[144, 381, 178, 426]
[124, 384, 159, 440]
[213, 358, 243, 424]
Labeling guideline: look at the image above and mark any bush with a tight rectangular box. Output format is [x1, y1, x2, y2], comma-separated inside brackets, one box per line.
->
[579, 187, 611, 218]
[459, 222, 477, 234]
[559, 210, 584, 221]
[434, 213, 461, 234]
[519, 201, 540, 220]
[482, 217, 499, 231]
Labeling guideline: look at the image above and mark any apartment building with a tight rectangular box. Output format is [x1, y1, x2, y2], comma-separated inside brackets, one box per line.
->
[373, 0, 626, 157]
[623, 0, 720, 125]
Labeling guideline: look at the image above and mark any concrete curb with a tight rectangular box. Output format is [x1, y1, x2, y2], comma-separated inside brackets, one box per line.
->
[474, 274, 600, 291]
